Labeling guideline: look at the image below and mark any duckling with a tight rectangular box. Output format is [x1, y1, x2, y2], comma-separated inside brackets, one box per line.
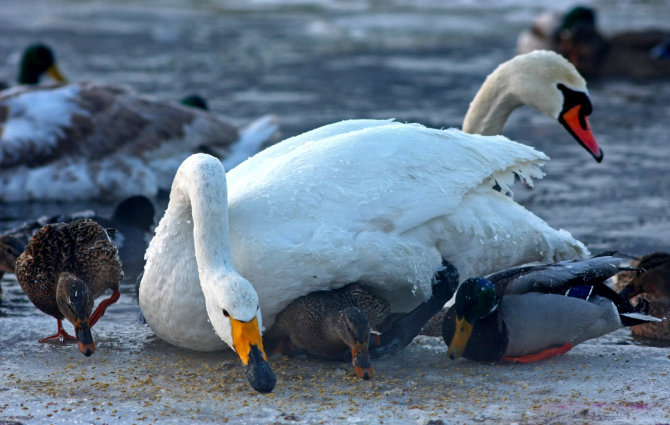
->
[617, 252, 670, 341]
[15, 219, 123, 356]
[0, 195, 154, 285]
[443, 254, 660, 363]
[265, 261, 459, 379]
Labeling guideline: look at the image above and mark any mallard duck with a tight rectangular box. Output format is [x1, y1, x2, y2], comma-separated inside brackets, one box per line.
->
[139, 154, 276, 393]
[443, 254, 661, 363]
[517, 7, 670, 79]
[0, 43, 68, 89]
[15, 219, 123, 356]
[0, 195, 154, 285]
[617, 252, 670, 341]
[265, 262, 458, 380]
[140, 52, 597, 378]
[265, 283, 390, 380]
[0, 81, 278, 201]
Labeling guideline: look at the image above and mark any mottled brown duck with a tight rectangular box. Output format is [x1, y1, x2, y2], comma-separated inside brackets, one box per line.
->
[15, 219, 123, 356]
[0, 80, 278, 201]
[0, 195, 154, 285]
[617, 252, 670, 341]
[265, 261, 459, 379]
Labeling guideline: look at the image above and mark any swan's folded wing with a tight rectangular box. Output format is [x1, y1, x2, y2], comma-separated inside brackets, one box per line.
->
[228, 121, 549, 238]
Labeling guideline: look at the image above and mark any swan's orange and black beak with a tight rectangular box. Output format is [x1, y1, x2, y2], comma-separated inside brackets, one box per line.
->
[447, 315, 473, 360]
[74, 318, 95, 357]
[230, 316, 276, 393]
[559, 103, 603, 162]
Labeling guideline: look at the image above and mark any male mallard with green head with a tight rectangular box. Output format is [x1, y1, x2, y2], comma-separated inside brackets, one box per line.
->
[443, 254, 660, 363]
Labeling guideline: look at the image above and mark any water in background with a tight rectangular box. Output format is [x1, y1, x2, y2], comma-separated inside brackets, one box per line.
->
[1, 0, 669, 324]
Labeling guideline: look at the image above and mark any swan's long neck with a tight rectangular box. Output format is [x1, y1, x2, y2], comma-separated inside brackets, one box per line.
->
[173, 160, 234, 278]
[461, 67, 524, 136]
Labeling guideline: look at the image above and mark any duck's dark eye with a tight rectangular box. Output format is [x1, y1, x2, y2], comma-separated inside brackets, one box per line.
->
[223, 309, 230, 317]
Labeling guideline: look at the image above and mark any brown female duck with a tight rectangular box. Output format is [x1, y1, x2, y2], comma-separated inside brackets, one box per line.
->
[617, 252, 670, 341]
[265, 261, 459, 379]
[15, 219, 123, 356]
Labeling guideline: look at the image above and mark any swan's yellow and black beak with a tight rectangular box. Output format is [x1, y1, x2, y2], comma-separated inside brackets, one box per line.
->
[447, 315, 473, 360]
[559, 103, 603, 162]
[46, 64, 67, 84]
[74, 318, 95, 357]
[230, 316, 276, 393]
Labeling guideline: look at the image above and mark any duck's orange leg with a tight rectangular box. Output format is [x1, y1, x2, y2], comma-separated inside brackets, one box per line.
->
[40, 319, 76, 343]
[89, 290, 120, 327]
[501, 342, 573, 364]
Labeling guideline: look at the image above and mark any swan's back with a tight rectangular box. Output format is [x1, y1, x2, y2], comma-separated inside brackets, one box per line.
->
[227, 120, 587, 326]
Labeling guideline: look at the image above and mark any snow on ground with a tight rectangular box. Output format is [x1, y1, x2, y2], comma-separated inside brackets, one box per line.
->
[1, 316, 669, 424]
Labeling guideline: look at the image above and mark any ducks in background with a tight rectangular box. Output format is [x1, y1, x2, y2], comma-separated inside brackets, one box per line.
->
[0, 195, 155, 286]
[517, 6, 670, 79]
[265, 262, 458, 380]
[443, 254, 661, 363]
[615, 252, 670, 341]
[15, 219, 123, 356]
[0, 80, 278, 201]
[0, 43, 68, 89]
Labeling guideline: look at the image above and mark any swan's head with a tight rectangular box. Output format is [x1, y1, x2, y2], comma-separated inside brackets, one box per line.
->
[202, 271, 276, 393]
[505, 50, 603, 162]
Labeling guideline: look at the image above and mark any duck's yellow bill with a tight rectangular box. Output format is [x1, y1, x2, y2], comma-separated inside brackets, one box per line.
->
[447, 316, 473, 360]
[46, 64, 67, 83]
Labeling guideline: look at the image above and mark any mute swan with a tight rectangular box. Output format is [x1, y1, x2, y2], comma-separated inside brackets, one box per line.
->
[461, 50, 601, 161]
[443, 254, 660, 362]
[0, 81, 278, 201]
[139, 154, 276, 393]
[15, 219, 123, 356]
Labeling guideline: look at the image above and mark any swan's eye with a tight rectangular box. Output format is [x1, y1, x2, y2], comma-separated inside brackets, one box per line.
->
[222, 309, 230, 317]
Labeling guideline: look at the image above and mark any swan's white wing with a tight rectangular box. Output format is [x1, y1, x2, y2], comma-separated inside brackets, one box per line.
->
[227, 121, 587, 326]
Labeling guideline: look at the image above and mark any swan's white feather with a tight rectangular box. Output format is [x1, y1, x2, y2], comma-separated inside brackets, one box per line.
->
[226, 120, 588, 326]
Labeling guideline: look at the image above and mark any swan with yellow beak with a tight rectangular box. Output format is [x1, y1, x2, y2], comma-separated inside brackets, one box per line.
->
[139, 154, 275, 393]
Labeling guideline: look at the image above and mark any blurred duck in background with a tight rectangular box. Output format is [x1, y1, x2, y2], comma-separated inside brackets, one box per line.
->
[517, 6, 670, 79]
[615, 252, 670, 341]
[0, 195, 155, 287]
[0, 44, 279, 202]
[0, 43, 68, 89]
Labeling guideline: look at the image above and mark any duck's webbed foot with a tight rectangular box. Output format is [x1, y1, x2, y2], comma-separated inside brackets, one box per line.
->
[40, 319, 77, 343]
[369, 260, 459, 358]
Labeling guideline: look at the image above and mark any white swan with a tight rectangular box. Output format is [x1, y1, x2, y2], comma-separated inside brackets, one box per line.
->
[139, 51, 595, 367]
[0, 82, 278, 201]
[461, 50, 601, 160]
[139, 154, 275, 393]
